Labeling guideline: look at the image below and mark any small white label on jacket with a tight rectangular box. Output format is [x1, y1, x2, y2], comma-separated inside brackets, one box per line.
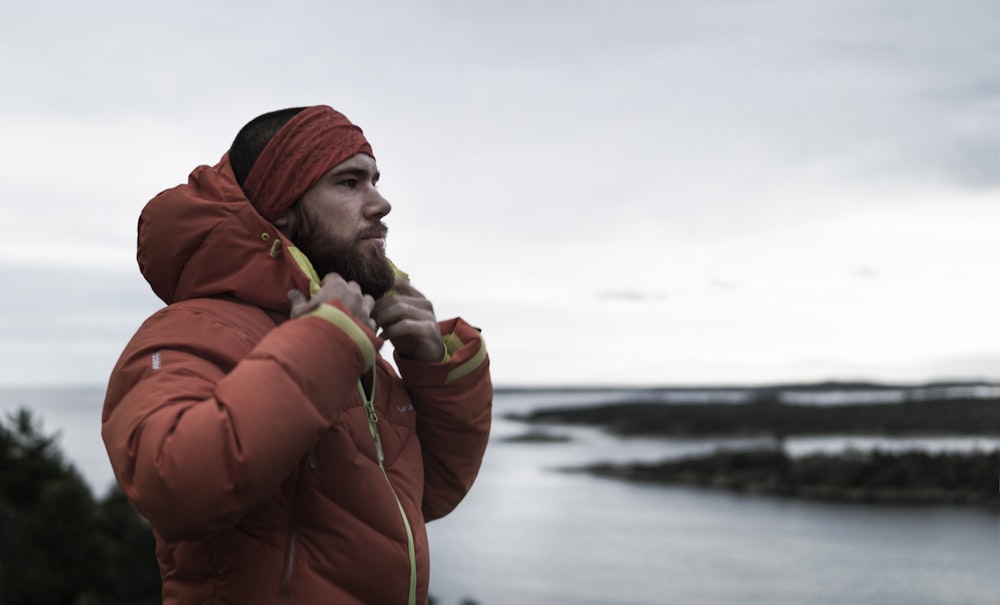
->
[151, 351, 161, 370]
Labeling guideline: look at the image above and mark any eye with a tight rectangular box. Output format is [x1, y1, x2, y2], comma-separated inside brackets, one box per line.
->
[338, 178, 359, 189]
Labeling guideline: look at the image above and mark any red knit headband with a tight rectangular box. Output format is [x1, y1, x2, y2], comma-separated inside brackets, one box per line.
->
[242, 105, 374, 222]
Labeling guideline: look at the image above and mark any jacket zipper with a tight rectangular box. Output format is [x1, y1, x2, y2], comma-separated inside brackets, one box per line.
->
[359, 374, 417, 605]
[278, 456, 311, 605]
[276, 374, 416, 604]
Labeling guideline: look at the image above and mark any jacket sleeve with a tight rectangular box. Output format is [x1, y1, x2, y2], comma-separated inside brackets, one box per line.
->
[394, 317, 492, 521]
[101, 300, 378, 542]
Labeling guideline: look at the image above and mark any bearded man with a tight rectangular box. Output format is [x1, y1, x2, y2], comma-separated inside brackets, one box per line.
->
[102, 105, 492, 605]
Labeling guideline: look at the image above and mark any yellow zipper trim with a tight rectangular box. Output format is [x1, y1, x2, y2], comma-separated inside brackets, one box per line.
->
[358, 377, 417, 605]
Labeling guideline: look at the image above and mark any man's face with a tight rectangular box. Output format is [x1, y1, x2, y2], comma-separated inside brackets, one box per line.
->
[280, 153, 396, 297]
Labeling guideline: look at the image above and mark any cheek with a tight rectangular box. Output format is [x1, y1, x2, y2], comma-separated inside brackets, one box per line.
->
[321, 217, 355, 242]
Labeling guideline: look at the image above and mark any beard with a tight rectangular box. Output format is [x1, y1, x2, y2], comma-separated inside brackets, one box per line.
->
[289, 204, 396, 298]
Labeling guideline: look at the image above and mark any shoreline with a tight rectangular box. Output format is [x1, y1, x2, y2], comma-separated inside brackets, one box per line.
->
[506, 397, 1000, 438]
[564, 448, 1000, 507]
[508, 395, 1000, 507]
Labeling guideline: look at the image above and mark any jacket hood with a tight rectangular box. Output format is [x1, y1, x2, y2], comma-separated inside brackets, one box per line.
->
[138, 154, 315, 311]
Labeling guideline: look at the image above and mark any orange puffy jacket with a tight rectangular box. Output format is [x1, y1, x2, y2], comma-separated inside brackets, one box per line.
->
[102, 155, 492, 605]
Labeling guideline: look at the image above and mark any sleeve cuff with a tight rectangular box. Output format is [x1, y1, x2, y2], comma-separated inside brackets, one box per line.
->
[305, 302, 378, 371]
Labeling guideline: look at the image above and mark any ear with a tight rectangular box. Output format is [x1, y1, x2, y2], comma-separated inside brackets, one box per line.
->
[273, 206, 296, 240]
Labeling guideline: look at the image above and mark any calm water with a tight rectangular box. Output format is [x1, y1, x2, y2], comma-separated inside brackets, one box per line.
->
[2, 387, 998, 605]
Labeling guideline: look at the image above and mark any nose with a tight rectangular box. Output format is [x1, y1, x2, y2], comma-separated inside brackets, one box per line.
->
[365, 188, 391, 220]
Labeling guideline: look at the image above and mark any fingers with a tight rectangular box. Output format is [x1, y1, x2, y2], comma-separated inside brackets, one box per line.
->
[375, 317, 445, 361]
[360, 294, 376, 331]
[371, 295, 435, 327]
[320, 272, 347, 288]
[289, 274, 377, 330]
[288, 289, 314, 319]
[370, 287, 443, 360]
[315, 273, 357, 303]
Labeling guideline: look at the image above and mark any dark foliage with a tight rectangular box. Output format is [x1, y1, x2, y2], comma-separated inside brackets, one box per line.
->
[0, 409, 160, 605]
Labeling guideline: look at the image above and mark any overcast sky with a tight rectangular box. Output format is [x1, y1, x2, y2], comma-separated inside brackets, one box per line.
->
[1, 0, 997, 388]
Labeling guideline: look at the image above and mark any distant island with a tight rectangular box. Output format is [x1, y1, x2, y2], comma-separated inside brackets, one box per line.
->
[499, 429, 571, 443]
[505, 389, 1000, 438]
[504, 381, 1000, 507]
[573, 448, 999, 507]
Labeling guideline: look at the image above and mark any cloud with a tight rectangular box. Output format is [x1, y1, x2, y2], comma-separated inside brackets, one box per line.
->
[852, 266, 881, 281]
[0, 0, 998, 386]
[595, 290, 668, 302]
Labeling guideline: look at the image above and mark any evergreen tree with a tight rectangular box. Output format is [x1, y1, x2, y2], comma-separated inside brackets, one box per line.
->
[0, 408, 160, 605]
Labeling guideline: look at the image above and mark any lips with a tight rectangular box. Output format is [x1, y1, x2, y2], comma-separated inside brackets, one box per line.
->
[359, 225, 388, 242]
[359, 226, 388, 248]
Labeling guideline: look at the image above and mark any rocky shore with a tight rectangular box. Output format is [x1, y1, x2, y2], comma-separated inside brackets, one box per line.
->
[507, 388, 1000, 506]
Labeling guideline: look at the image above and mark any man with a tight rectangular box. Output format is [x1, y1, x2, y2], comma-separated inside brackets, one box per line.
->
[102, 105, 492, 605]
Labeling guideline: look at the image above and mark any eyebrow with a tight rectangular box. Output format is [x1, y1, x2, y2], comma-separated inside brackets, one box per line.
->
[327, 166, 380, 182]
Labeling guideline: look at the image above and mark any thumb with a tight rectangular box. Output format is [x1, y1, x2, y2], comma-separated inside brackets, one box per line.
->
[288, 289, 310, 318]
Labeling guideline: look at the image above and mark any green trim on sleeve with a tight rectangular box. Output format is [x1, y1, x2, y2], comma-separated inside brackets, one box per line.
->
[445, 334, 487, 384]
[307, 304, 376, 371]
[441, 332, 464, 363]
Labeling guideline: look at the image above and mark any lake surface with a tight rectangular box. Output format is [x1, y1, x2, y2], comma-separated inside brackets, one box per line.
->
[2, 387, 997, 605]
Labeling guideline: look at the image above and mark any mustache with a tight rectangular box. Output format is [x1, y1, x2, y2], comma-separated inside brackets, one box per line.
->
[359, 224, 388, 240]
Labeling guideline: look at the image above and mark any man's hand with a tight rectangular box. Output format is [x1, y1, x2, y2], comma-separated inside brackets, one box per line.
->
[371, 277, 445, 362]
[288, 273, 376, 332]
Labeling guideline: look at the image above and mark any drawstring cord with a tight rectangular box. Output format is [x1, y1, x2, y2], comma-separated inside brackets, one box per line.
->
[261, 232, 282, 258]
